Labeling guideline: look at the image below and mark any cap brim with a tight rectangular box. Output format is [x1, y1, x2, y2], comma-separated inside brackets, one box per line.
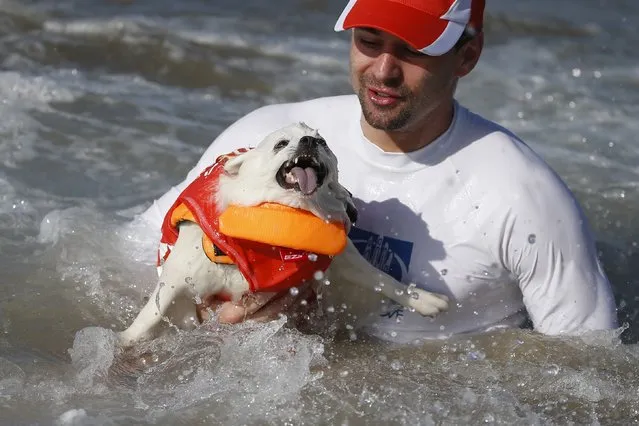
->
[334, 0, 465, 56]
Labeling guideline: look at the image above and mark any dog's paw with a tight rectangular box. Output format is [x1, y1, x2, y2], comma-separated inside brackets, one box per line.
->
[407, 288, 449, 316]
[117, 330, 142, 348]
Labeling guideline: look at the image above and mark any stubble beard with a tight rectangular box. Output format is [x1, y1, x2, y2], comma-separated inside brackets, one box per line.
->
[357, 77, 414, 131]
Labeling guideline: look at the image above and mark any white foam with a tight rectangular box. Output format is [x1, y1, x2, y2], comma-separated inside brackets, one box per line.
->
[43, 17, 152, 37]
[0, 357, 26, 397]
[55, 409, 88, 426]
[35, 207, 159, 325]
[69, 327, 117, 391]
[127, 317, 325, 423]
[0, 71, 77, 168]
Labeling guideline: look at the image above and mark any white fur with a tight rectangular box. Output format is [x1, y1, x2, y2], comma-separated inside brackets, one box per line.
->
[119, 123, 449, 346]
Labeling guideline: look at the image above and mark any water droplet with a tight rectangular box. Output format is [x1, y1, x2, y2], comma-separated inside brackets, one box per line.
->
[545, 364, 560, 376]
[313, 270, 324, 280]
[410, 292, 420, 300]
[390, 360, 402, 370]
[307, 253, 318, 262]
[289, 287, 299, 296]
[326, 305, 335, 313]
[467, 350, 486, 361]
[374, 286, 382, 293]
[440, 269, 448, 276]
[394, 289, 404, 296]
[483, 413, 495, 423]
[528, 234, 536, 244]
[339, 370, 349, 377]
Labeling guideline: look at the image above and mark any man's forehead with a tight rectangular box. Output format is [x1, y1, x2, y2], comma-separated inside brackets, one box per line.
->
[353, 27, 416, 47]
[353, 27, 386, 37]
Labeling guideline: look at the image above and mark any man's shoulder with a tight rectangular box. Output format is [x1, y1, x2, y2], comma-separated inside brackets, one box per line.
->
[453, 105, 575, 200]
[455, 106, 553, 175]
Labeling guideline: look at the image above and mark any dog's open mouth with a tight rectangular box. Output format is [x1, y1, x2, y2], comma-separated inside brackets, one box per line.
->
[276, 156, 327, 195]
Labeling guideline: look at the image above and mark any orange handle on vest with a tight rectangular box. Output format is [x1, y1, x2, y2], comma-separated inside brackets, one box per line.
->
[218, 203, 347, 255]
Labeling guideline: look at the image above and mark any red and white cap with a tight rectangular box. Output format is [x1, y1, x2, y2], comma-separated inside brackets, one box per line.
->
[334, 0, 485, 56]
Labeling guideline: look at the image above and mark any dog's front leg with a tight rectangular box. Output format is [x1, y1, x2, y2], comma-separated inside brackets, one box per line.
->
[118, 223, 219, 346]
[330, 240, 449, 316]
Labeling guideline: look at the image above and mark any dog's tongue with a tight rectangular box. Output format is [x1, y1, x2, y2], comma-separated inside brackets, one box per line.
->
[286, 166, 318, 195]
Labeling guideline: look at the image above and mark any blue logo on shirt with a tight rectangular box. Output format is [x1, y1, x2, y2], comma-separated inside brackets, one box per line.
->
[349, 227, 414, 319]
[348, 227, 413, 282]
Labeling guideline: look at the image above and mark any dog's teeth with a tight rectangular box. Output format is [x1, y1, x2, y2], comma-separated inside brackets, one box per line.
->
[294, 156, 300, 165]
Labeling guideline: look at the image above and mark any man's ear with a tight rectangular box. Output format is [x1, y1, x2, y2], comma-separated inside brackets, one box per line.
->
[456, 31, 483, 78]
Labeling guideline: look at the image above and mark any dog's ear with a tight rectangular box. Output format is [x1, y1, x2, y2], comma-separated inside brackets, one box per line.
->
[222, 154, 246, 176]
[346, 199, 358, 225]
[329, 182, 358, 226]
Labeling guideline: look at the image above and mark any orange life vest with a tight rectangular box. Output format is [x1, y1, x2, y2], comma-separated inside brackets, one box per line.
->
[158, 149, 347, 296]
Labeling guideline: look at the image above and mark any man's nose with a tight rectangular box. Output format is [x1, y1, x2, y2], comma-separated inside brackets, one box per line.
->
[371, 52, 402, 83]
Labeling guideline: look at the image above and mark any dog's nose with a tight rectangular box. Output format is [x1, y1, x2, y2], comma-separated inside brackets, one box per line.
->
[299, 135, 325, 148]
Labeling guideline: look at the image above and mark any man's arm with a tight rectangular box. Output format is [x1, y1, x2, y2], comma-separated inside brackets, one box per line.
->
[499, 175, 618, 335]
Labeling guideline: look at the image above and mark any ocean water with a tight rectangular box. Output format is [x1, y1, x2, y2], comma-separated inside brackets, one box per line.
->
[1, 0, 639, 424]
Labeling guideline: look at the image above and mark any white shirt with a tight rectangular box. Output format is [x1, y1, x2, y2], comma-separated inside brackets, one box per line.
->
[141, 95, 618, 343]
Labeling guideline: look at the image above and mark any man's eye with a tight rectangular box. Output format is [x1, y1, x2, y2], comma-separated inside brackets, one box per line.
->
[358, 38, 379, 47]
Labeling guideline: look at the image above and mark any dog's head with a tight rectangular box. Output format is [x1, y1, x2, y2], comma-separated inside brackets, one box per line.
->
[216, 122, 357, 229]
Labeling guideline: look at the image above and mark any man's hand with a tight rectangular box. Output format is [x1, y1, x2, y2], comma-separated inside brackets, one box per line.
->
[196, 282, 317, 324]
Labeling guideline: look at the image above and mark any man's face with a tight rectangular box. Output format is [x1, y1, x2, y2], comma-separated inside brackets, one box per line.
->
[349, 28, 471, 132]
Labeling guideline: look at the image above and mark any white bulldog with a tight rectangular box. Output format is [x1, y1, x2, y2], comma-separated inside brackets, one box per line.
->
[119, 123, 448, 345]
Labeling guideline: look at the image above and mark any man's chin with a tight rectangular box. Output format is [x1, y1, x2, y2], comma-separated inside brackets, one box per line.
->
[360, 100, 409, 131]
[362, 110, 405, 131]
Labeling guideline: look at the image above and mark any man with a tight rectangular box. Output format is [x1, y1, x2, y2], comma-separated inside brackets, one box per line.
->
[140, 0, 618, 343]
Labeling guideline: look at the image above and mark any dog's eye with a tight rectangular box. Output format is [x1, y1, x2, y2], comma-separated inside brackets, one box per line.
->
[273, 139, 289, 152]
